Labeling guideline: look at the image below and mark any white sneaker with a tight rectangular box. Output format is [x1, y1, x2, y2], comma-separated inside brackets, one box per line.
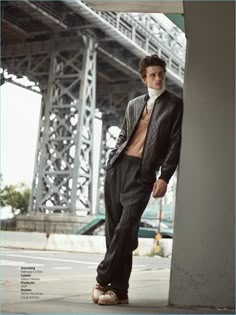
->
[98, 290, 129, 305]
[92, 283, 107, 304]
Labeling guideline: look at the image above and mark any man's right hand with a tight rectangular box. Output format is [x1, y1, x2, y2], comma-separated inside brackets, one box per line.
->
[152, 179, 167, 198]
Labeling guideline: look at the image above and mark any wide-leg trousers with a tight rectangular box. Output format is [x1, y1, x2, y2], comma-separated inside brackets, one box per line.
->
[96, 154, 155, 298]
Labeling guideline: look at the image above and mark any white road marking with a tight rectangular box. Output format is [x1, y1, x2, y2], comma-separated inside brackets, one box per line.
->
[87, 264, 146, 269]
[52, 267, 72, 270]
[1, 254, 147, 268]
[1, 250, 62, 254]
[2, 254, 98, 265]
[0, 260, 44, 267]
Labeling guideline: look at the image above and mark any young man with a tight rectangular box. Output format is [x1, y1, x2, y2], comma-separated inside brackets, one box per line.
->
[92, 54, 183, 305]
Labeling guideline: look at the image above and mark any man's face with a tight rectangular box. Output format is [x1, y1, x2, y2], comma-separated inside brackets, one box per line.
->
[142, 66, 165, 90]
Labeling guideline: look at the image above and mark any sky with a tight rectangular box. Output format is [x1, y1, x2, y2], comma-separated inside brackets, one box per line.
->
[1, 83, 42, 187]
[0, 81, 103, 217]
[1, 80, 102, 193]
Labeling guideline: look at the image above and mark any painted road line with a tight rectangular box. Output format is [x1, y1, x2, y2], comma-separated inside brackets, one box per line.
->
[87, 264, 146, 269]
[1, 260, 44, 267]
[2, 254, 98, 265]
[52, 267, 72, 270]
[1, 249, 64, 254]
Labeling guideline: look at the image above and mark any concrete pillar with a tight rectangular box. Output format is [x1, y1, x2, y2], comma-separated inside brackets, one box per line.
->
[169, 1, 235, 307]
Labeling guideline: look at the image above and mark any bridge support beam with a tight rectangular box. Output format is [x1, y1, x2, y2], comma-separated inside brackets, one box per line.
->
[28, 35, 97, 215]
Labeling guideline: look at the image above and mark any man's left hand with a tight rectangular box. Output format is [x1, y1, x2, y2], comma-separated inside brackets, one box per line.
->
[152, 179, 167, 198]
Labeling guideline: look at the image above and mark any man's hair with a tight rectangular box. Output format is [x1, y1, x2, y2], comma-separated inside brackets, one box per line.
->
[138, 54, 167, 79]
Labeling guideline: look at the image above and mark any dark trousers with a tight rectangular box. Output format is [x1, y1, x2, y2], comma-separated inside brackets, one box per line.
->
[96, 154, 155, 298]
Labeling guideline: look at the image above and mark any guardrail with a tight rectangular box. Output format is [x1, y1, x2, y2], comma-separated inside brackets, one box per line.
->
[97, 11, 185, 80]
[65, 1, 185, 84]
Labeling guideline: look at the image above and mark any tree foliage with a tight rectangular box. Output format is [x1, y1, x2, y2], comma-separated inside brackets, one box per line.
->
[1, 183, 30, 216]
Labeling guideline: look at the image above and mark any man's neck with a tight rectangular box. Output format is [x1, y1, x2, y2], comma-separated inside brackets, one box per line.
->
[148, 85, 166, 99]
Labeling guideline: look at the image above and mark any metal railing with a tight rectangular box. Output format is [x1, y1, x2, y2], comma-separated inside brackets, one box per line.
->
[97, 10, 185, 80]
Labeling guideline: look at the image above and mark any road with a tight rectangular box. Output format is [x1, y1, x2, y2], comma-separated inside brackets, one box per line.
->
[1, 248, 172, 314]
[1, 248, 171, 277]
[1, 248, 233, 314]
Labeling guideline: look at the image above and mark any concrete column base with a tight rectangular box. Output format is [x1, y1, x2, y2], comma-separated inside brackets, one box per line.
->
[16, 214, 97, 235]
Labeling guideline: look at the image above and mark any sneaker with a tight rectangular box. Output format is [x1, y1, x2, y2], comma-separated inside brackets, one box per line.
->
[98, 290, 129, 305]
[92, 283, 107, 304]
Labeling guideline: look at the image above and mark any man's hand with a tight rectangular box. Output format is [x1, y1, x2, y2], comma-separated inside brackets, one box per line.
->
[152, 179, 167, 198]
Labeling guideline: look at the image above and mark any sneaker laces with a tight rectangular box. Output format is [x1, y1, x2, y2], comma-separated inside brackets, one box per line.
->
[105, 290, 116, 297]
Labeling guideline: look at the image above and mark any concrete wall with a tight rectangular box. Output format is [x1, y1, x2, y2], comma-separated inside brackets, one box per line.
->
[169, 1, 235, 308]
[16, 214, 97, 234]
[1, 231, 168, 256]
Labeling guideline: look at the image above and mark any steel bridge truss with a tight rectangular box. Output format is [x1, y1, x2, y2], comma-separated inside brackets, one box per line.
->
[2, 34, 97, 214]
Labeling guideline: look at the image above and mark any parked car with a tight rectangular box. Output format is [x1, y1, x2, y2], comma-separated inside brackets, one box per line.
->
[138, 219, 173, 239]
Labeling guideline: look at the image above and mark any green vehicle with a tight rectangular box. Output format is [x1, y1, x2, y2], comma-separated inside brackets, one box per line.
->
[138, 220, 173, 239]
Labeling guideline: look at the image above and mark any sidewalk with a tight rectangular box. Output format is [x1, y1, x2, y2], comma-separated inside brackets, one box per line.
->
[1, 267, 234, 314]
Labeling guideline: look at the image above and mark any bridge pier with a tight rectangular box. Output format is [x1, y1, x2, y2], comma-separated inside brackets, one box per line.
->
[169, 1, 235, 307]
[2, 34, 97, 216]
[29, 35, 97, 215]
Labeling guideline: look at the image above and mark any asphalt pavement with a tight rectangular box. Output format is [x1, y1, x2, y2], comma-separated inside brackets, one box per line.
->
[1, 248, 234, 314]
